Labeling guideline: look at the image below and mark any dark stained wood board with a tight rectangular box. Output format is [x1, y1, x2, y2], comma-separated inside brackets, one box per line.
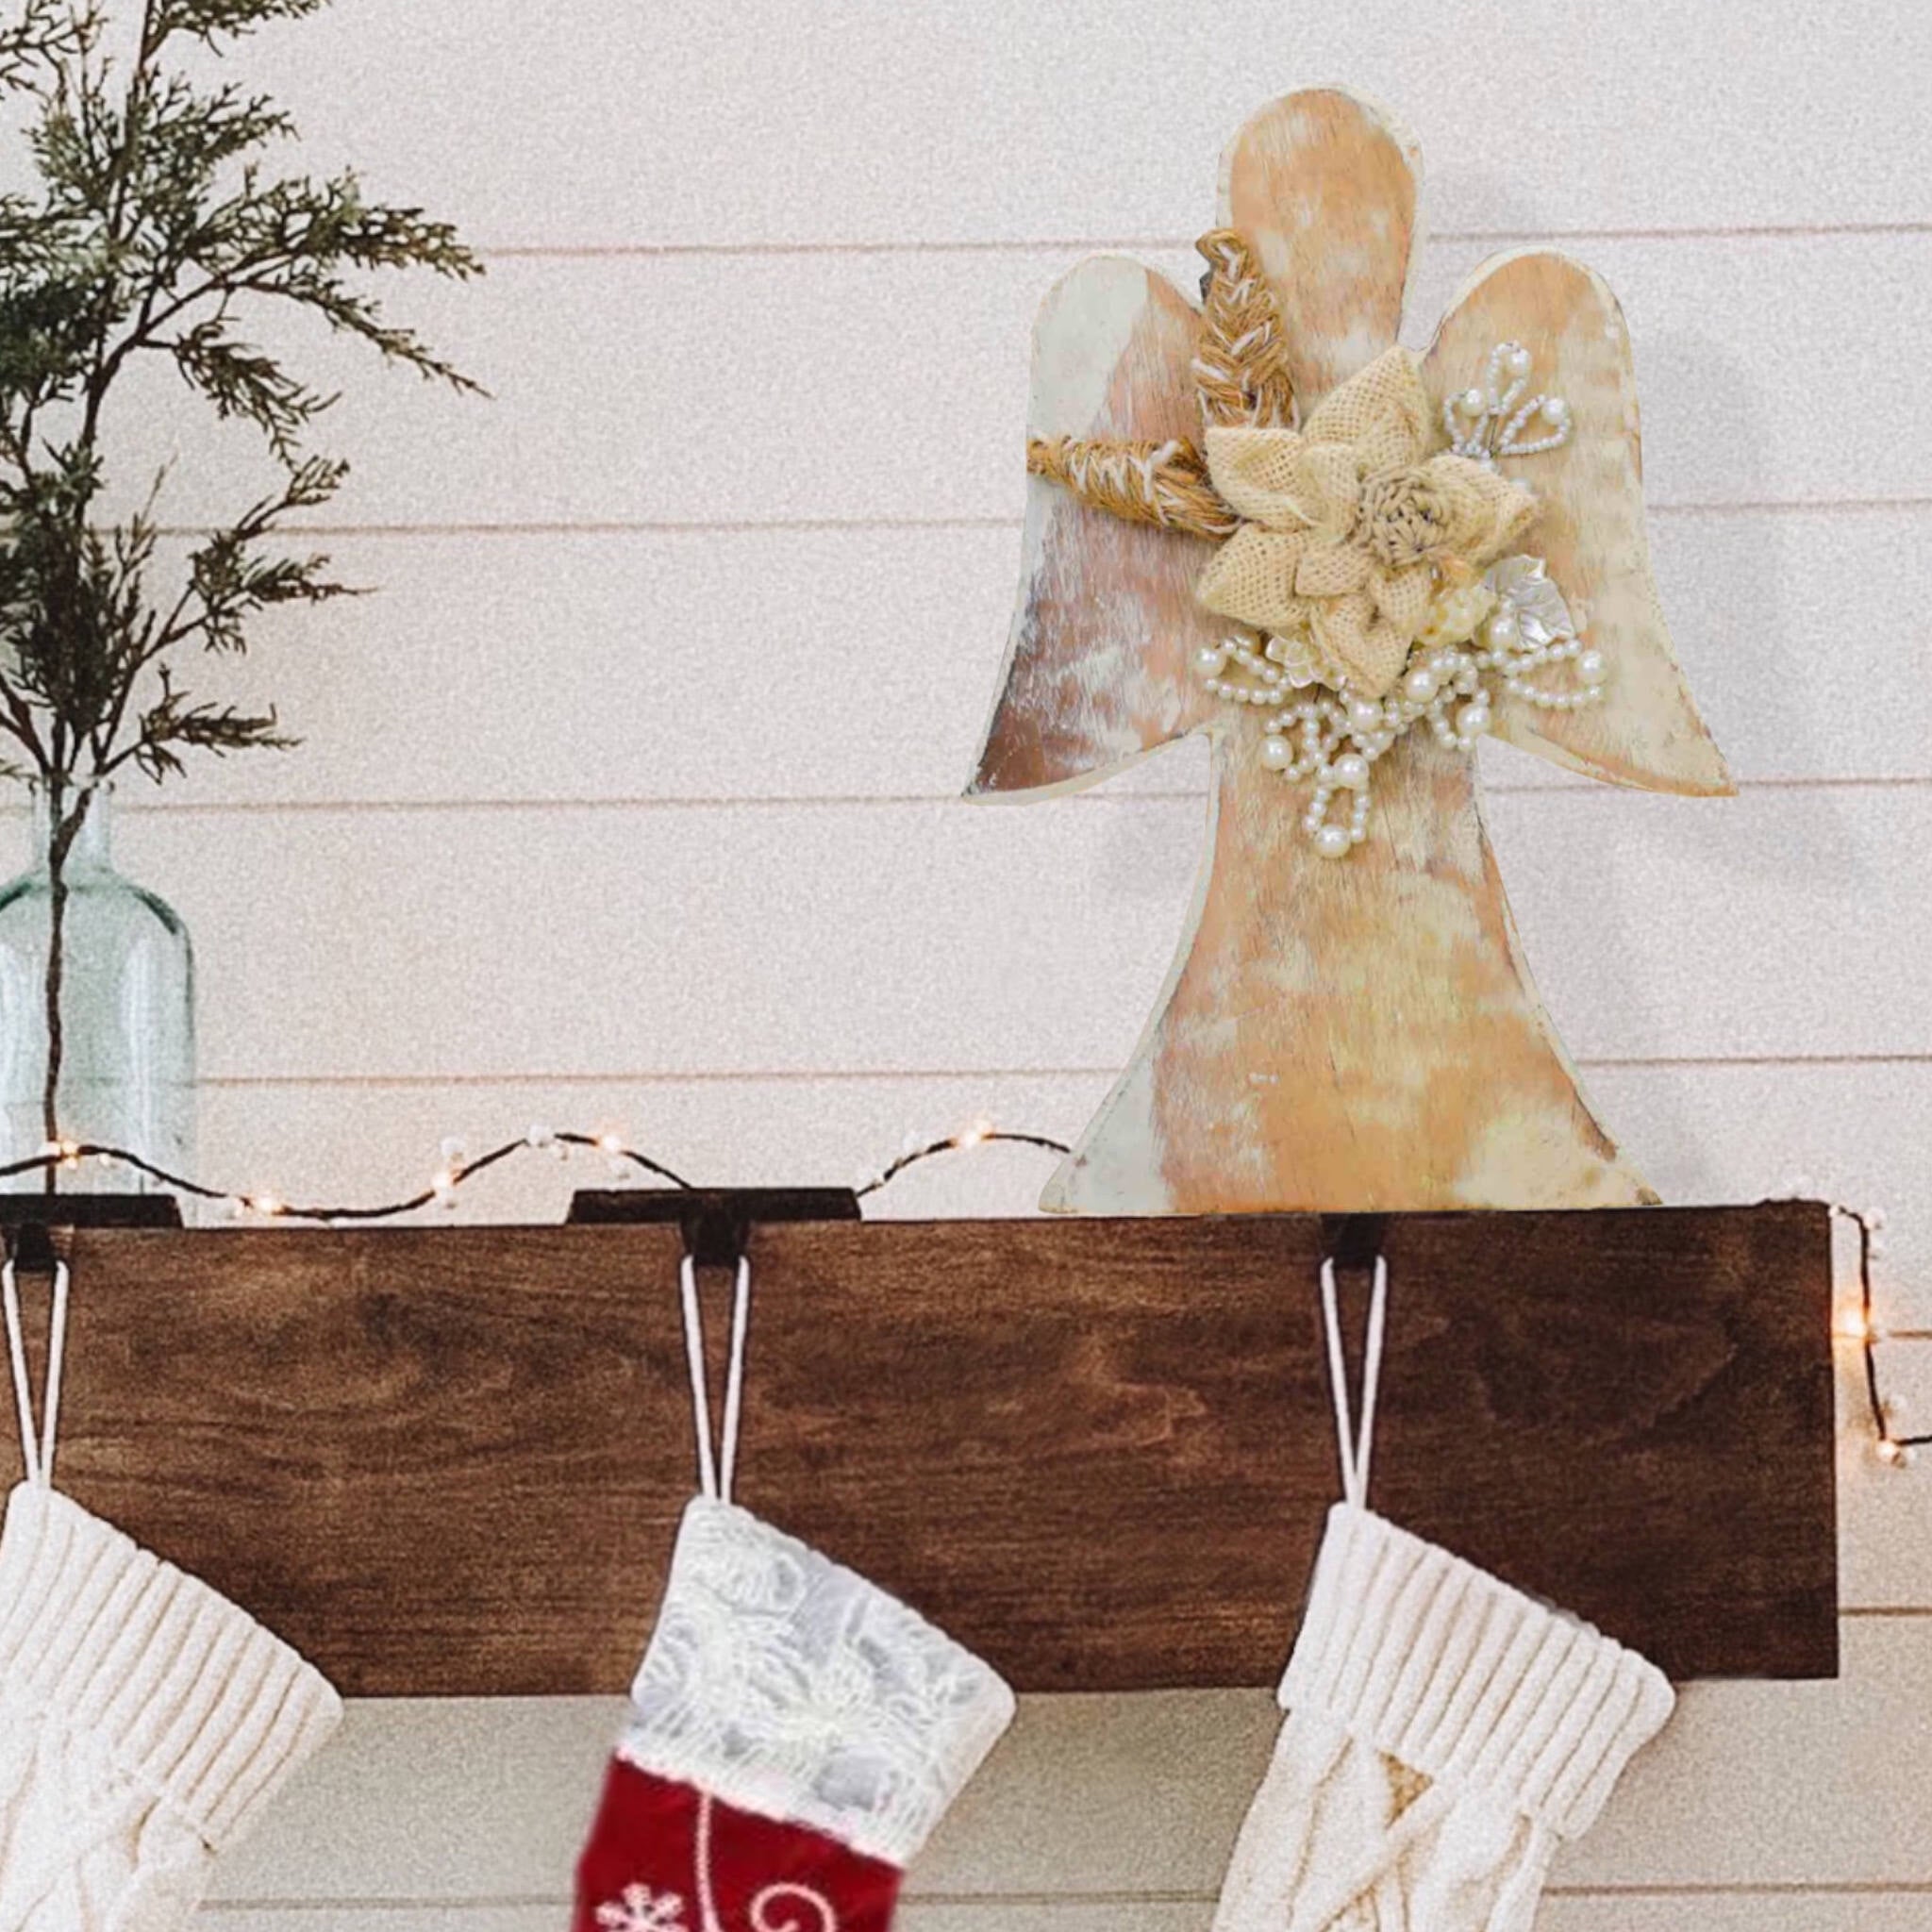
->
[0, 1203, 1836, 1695]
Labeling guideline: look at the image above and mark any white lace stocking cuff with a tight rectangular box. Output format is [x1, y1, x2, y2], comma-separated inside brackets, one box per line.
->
[1281, 1505, 1674, 1840]
[0, 1483, 343, 1849]
[618, 1497, 1016, 1865]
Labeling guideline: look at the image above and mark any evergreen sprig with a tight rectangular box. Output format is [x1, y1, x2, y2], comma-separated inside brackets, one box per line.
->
[0, 0, 481, 1146]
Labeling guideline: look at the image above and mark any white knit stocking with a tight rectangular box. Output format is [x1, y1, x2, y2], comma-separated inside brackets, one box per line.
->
[1214, 1260, 1674, 1932]
[1212, 1504, 1674, 1932]
[0, 1265, 341, 1929]
[0, 1484, 343, 1930]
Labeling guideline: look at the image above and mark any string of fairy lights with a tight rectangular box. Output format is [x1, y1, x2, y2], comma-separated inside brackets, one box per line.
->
[0, 1122, 1072, 1223]
[1, 1136, 1916, 1468]
[1830, 1201, 1925, 1469]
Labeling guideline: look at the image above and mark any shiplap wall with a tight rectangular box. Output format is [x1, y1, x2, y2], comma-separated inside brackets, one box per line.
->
[7, 0, 1932, 1923]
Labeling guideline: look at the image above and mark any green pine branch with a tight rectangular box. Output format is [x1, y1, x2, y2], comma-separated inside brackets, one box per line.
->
[0, 0, 481, 793]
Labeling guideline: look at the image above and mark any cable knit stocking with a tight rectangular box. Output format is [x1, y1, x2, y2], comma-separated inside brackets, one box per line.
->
[1212, 1503, 1674, 1932]
[1208, 1257, 1677, 1932]
[0, 1483, 342, 1931]
[575, 1496, 1014, 1932]
[0, 1258, 341, 1929]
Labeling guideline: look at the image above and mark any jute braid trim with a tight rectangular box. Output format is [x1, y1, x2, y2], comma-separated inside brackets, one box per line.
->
[1193, 228, 1296, 430]
[1025, 435, 1238, 539]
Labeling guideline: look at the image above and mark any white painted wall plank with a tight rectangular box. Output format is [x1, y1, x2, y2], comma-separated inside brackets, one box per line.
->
[1541, 1906, 1932, 1932]
[200, 1901, 1932, 1932]
[216, 0, 1932, 247]
[0, 787, 1905, 1083]
[3, 0, 1922, 1913]
[206, 1915, 553, 1931]
[110, 236, 1932, 532]
[122, 508, 1932, 813]
[170, 1058, 1930, 1334]
[177, 1061, 1907, 1230]
[210, 1619, 1932, 1905]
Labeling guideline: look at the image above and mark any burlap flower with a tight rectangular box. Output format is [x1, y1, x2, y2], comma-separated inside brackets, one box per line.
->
[1194, 347, 1538, 697]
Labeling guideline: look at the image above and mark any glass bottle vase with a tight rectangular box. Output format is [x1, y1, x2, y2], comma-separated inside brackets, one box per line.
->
[0, 784, 195, 1193]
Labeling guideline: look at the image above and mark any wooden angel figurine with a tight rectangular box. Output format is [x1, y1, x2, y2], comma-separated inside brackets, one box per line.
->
[968, 89, 1730, 1215]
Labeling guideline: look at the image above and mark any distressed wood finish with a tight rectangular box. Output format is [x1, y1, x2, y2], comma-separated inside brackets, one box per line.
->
[0, 1203, 1835, 1694]
[969, 89, 1731, 1213]
[968, 256, 1220, 795]
[1071, 727, 1643, 1212]
[1218, 87, 1423, 404]
[1422, 251, 1730, 791]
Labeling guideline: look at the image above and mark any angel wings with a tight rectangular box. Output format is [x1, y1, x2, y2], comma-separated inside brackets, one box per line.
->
[968, 89, 1729, 1214]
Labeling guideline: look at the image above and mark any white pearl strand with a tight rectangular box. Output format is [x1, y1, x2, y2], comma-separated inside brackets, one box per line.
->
[1196, 564, 1610, 858]
[1442, 341, 1574, 466]
[1191, 631, 1295, 706]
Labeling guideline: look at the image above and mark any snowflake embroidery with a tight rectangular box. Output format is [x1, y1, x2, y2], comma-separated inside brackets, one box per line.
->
[598, 1883, 689, 1932]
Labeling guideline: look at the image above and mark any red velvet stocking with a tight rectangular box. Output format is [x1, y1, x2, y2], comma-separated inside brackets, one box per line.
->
[575, 1497, 1013, 1932]
[576, 1759, 901, 1932]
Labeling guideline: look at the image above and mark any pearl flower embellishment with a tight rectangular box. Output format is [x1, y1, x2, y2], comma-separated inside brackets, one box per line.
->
[1193, 343, 1540, 699]
[1025, 230, 1609, 858]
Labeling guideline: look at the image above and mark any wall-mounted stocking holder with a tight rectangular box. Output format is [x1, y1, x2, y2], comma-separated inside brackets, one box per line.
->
[0, 1200, 1835, 1696]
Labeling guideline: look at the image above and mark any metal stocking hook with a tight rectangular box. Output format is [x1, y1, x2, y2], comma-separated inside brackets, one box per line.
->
[678, 1253, 753, 1506]
[1317, 1215, 1391, 1514]
[2, 1240, 72, 1492]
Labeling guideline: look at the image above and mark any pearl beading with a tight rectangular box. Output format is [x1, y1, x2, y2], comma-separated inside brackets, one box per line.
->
[1192, 556, 1607, 857]
[1442, 341, 1573, 467]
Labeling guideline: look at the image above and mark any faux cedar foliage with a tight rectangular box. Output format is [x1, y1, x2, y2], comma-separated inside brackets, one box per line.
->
[0, 0, 478, 1146]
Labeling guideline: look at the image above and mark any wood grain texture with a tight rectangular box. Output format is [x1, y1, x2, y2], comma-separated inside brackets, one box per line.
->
[1041, 728, 1651, 1210]
[967, 257, 1217, 795]
[1421, 251, 1731, 793]
[972, 90, 1727, 1210]
[1219, 90, 1423, 407]
[0, 1203, 1834, 1694]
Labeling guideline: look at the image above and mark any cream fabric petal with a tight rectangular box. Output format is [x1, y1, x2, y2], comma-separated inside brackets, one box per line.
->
[1477, 471, 1541, 560]
[1303, 346, 1431, 473]
[1203, 426, 1319, 530]
[1295, 541, 1373, 598]
[1372, 562, 1434, 632]
[1313, 592, 1413, 699]
[1195, 525, 1313, 633]
[1309, 591, 1374, 681]
[1420, 453, 1541, 565]
[1355, 619, 1414, 698]
[1297, 443, 1366, 534]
